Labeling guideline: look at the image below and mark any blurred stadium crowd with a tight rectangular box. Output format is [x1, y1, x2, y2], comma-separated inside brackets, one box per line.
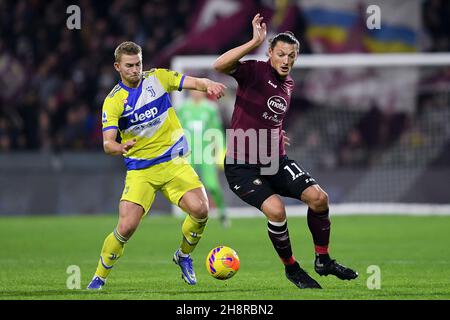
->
[0, 0, 449, 161]
[0, 0, 194, 151]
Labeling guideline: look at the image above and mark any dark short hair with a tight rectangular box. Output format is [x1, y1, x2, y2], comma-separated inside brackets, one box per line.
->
[269, 32, 300, 53]
[114, 41, 142, 62]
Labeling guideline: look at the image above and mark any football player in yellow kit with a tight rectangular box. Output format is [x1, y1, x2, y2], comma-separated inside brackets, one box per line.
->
[87, 41, 225, 289]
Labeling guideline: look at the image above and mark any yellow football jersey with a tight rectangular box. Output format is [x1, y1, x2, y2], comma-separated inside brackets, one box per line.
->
[102, 69, 188, 170]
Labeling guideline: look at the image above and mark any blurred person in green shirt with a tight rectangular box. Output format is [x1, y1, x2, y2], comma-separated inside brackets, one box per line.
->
[178, 90, 230, 228]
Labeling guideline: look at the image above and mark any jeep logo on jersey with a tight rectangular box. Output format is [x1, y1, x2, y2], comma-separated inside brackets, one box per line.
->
[130, 107, 159, 123]
[267, 96, 287, 114]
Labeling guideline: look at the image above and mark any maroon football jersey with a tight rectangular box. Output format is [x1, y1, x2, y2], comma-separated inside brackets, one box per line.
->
[226, 60, 294, 164]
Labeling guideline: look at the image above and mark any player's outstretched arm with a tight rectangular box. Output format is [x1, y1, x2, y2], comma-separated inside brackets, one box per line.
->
[103, 129, 136, 156]
[213, 13, 267, 74]
[182, 76, 226, 100]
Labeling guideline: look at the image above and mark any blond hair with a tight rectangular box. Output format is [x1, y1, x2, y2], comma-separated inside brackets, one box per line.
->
[114, 41, 142, 62]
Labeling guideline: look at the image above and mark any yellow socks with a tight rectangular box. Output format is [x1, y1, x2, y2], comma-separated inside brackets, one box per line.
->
[93, 216, 207, 280]
[94, 228, 127, 279]
[180, 215, 208, 254]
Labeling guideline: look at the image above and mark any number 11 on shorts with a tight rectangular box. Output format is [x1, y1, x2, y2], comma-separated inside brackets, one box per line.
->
[284, 163, 304, 181]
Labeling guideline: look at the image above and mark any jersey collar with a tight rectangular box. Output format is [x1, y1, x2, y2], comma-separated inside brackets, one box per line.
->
[119, 77, 143, 92]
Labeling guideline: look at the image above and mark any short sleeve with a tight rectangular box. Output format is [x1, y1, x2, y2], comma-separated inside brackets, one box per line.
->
[155, 68, 185, 92]
[102, 97, 122, 132]
[229, 60, 257, 85]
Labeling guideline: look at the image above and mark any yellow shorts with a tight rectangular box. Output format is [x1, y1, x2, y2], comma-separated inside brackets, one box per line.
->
[120, 157, 203, 214]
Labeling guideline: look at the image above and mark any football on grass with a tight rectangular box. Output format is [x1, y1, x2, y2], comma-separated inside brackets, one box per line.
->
[206, 246, 240, 280]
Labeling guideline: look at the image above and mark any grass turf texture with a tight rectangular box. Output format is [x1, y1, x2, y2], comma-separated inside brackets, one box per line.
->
[0, 215, 449, 300]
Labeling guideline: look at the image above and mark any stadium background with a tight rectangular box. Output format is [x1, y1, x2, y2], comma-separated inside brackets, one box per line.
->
[1, 0, 450, 302]
[0, 0, 449, 216]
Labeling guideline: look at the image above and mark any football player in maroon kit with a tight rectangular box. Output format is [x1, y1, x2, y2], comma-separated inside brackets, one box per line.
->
[214, 14, 358, 289]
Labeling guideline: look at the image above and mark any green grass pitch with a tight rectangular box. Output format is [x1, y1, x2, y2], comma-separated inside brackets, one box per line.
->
[0, 214, 449, 300]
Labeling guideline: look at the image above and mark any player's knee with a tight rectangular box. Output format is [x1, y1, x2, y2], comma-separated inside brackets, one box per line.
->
[270, 210, 286, 222]
[309, 191, 329, 212]
[188, 200, 209, 219]
[263, 203, 286, 222]
[117, 222, 138, 239]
